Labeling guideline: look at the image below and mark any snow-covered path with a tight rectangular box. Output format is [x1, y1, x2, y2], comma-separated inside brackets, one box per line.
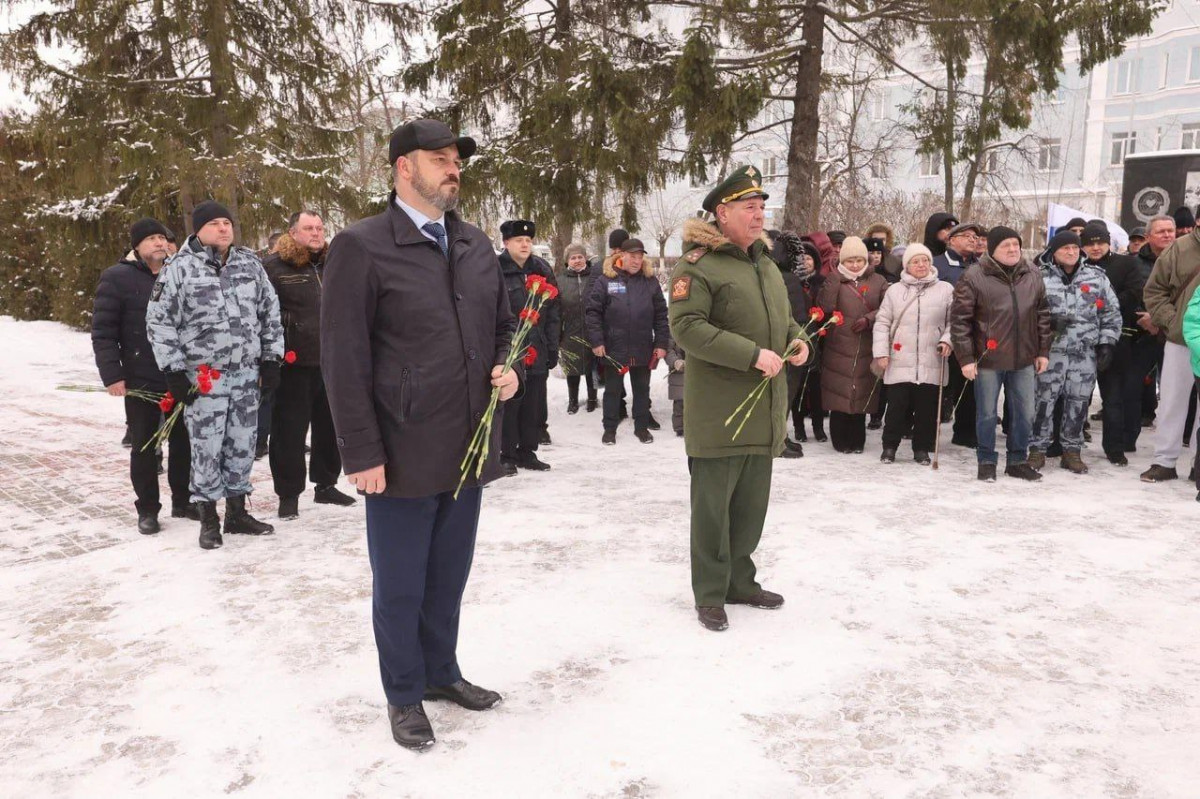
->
[1, 316, 1198, 798]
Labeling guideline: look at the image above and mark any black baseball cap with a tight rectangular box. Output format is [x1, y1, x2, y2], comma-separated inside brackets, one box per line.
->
[621, 238, 646, 254]
[389, 119, 477, 165]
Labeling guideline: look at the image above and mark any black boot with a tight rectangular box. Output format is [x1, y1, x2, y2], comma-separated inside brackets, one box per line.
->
[913, 450, 931, 465]
[586, 395, 598, 413]
[171, 502, 200, 521]
[1005, 462, 1043, 481]
[539, 429, 552, 445]
[880, 447, 896, 463]
[977, 464, 997, 482]
[516, 453, 551, 471]
[500, 458, 518, 477]
[278, 495, 299, 520]
[646, 413, 661, 431]
[635, 427, 654, 444]
[137, 511, 160, 535]
[197, 501, 222, 550]
[224, 494, 275, 536]
[314, 485, 357, 506]
[567, 399, 579, 414]
[867, 415, 883, 430]
[813, 422, 828, 443]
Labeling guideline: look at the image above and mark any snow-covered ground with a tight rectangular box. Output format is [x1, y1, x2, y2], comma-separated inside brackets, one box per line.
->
[1, 315, 1198, 798]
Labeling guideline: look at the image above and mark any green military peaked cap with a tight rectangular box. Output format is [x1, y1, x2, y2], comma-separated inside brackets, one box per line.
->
[701, 165, 770, 213]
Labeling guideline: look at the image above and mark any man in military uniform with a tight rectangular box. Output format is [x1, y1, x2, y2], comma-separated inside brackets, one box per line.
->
[668, 166, 810, 632]
[146, 200, 285, 550]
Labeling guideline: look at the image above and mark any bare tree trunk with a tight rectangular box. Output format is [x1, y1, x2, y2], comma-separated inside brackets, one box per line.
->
[782, 0, 825, 233]
[204, 0, 240, 233]
[942, 59, 956, 214]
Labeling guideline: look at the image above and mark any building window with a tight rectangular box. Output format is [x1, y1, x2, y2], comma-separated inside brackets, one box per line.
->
[761, 156, 778, 178]
[919, 151, 940, 177]
[1183, 123, 1200, 150]
[1038, 138, 1061, 171]
[1110, 131, 1137, 165]
[1161, 52, 1171, 89]
[1115, 60, 1133, 94]
[1190, 46, 1200, 83]
[868, 90, 887, 120]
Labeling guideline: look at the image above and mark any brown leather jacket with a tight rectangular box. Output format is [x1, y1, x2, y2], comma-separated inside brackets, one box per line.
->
[950, 255, 1051, 370]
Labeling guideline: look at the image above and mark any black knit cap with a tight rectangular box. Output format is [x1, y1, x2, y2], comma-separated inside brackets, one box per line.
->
[129, 217, 170, 250]
[608, 228, 630, 250]
[1080, 221, 1111, 245]
[1047, 230, 1081, 255]
[1064, 217, 1088, 230]
[1173, 206, 1196, 230]
[500, 219, 535, 240]
[192, 200, 234, 232]
[986, 225, 1022, 256]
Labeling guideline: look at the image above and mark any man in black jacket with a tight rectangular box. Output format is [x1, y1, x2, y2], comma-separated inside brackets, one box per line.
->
[498, 219, 561, 472]
[92, 218, 194, 534]
[322, 119, 519, 751]
[1082, 221, 1150, 465]
[263, 210, 355, 519]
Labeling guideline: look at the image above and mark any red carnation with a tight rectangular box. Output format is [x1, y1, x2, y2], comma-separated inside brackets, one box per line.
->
[543, 284, 559, 300]
[1080, 284, 1091, 293]
[893, 342, 902, 352]
[159, 397, 174, 412]
[197, 377, 213, 395]
[209, 369, 221, 380]
[525, 275, 545, 293]
[809, 307, 825, 322]
[197, 363, 211, 377]
[1145, 375, 1154, 386]
[519, 308, 532, 320]
[831, 311, 845, 326]
[818, 329, 828, 337]
[1095, 299, 1105, 309]
[860, 285, 869, 295]
[284, 350, 297, 364]
[523, 346, 538, 367]
[619, 366, 630, 375]
[986, 339, 998, 350]
[528, 310, 540, 325]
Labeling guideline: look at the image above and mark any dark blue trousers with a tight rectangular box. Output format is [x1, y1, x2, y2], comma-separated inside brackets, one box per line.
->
[365, 487, 482, 707]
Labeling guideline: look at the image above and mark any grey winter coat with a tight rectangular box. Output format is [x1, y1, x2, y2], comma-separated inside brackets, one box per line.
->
[872, 270, 953, 386]
[665, 338, 686, 401]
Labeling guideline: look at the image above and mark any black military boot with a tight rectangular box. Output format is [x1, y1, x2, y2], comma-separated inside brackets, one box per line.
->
[314, 485, 356, 506]
[224, 494, 275, 536]
[197, 501, 222, 550]
[137, 512, 160, 535]
[387, 703, 435, 751]
[171, 502, 200, 521]
[278, 495, 299, 520]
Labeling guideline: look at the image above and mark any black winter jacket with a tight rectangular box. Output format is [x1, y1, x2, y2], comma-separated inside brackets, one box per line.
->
[263, 233, 326, 367]
[1088, 250, 1147, 333]
[499, 251, 561, 375]
[91, 255, 169, 390]
[585, 267, 670, 366]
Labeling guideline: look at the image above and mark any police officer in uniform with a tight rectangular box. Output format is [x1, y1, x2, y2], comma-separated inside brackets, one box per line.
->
[146, 200, 285, 550]
[669, 166, 810, 632]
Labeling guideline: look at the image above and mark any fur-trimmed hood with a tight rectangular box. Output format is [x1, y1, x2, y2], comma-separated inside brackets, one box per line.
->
[274, 231, 327, 268]
[863, 222, 895, 250]
[681, 217, 771, 255]
[602, 251, 655, 279]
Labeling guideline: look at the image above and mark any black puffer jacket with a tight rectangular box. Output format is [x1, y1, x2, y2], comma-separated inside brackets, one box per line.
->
[1088, 250, 1148, 334]
[263, 233, 326, 367]
[558, 263, 598, 376]
[499, 251, 561, 375]
[923, 212, 958, 258]
[585, 262, 670, 367]
[91, 254, 168, 390]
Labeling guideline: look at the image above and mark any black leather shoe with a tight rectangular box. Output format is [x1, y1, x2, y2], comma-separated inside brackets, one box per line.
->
[784, 438, 803, 453]
[137, 512, 160, 535]
[602, 430, 616, 445]
[387, 703, 435, 751]
[696, 606, 729, 631]
[517, 454, 551, 471]
[500, 459, 518, 477]
[424, 679, 502, 711]
[646, 414, 661, 431]
[224, 494, 275, 535]
[1106, 452, 1129, 466]
[977, 464, 997, 482]
[813, 428, 828, 443]
[779, 446, 802, 459]
[1005, 463, 1043, 481]
[727, 589, 784, 609]
[867, 415, 882, 430]
[171, 503, 200, 521]
[314, 485, 357, 506]
[198, 501, 222, 550]
[278, 495, 299, 520]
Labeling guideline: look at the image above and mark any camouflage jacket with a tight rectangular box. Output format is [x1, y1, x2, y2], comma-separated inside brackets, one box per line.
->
[146, 235, 284, 374]
[1039, 259, 1121, 352]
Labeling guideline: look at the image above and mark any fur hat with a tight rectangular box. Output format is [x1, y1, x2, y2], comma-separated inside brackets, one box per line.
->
[838, 236, 868, 263]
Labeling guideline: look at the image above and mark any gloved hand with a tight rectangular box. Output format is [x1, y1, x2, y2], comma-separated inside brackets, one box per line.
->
[165, 371, 197, 405]
[547, 351, 559, 370]
[1096, 343, 1115, 372]
[1051, 315, 1070, 334]
[851, 317, 870, 334]
[260, 360, 282, 394]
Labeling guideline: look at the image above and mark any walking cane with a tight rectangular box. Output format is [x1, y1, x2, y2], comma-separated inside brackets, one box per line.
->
[933, 353, 947, 470]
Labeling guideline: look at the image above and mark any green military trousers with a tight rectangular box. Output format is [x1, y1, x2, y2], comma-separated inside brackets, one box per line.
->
[689, 454, 773, 608]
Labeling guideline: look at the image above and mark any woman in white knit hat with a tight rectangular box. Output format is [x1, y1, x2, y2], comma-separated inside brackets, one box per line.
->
[871, 243, 954, 464]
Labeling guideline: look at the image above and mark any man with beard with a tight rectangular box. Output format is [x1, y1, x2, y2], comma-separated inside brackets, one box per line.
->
[322, 119, 519, 750]
[93, 218, 194, 534]
[264, 210, 355, 519]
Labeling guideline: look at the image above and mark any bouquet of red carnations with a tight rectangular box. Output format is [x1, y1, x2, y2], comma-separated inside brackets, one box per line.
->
[456, 275, 557, 497]
[142, 364, 222, 451]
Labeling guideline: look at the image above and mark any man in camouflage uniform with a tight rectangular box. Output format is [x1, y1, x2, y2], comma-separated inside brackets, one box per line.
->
[147, 200, 284, 549]
[668, 166, 810, 633]
[1028, 231, 1121, 474]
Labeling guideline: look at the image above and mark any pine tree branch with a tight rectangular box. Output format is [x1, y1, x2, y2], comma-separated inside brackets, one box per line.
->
[38, 59, 211, 88]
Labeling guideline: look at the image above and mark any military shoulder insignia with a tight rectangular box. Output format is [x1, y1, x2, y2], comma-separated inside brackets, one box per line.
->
[151, 278, 165, 301]
[684, 248, 705, 264]
[671, 276, 692, 301]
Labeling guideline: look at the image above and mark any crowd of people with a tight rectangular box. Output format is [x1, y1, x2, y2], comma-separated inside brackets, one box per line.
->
[87, 117, 1200, 751]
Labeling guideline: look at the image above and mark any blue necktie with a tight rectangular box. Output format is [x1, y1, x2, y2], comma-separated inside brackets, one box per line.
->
[422, 221, 448, 258]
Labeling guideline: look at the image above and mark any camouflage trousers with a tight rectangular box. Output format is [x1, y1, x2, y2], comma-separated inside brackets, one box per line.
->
[1031, 347, 1096, 453]
[184, 367, 261, 503]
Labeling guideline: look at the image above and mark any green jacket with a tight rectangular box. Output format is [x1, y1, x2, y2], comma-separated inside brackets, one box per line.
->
[1182, 273, 1200, 376]
[669, 218, 803, 458]
[1144, 228, 1200, 346]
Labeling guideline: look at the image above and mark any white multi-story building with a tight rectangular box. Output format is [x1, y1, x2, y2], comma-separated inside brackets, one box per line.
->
[644, 2, 1200, 254]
